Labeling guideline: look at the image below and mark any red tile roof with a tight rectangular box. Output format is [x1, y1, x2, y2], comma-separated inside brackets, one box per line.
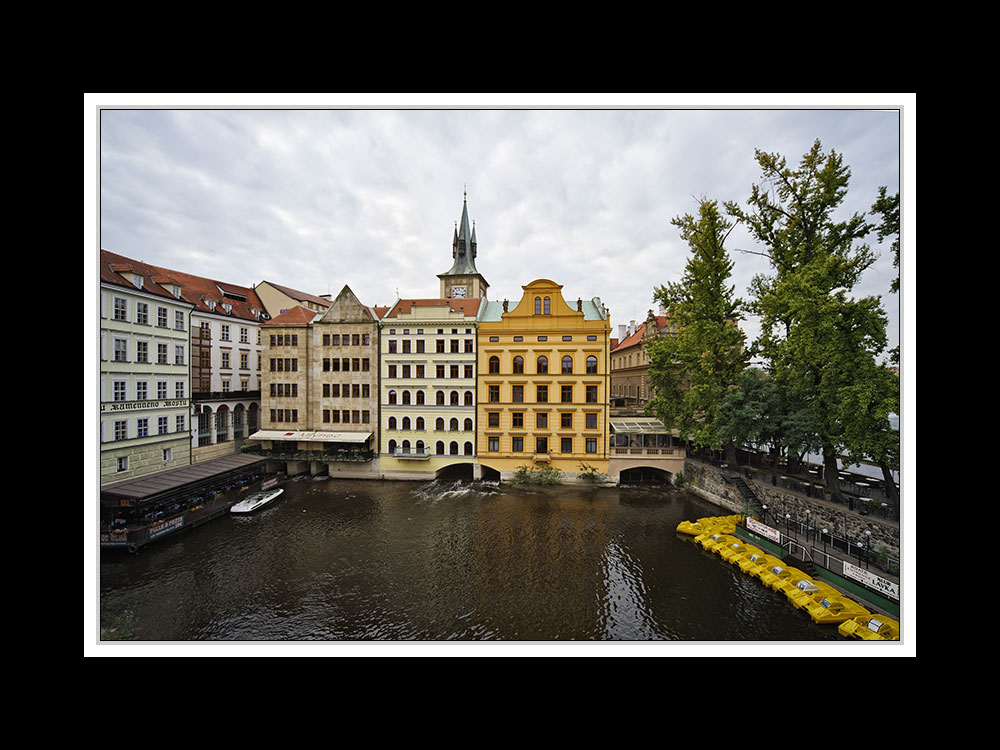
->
[101, 249, 267, 322]
[385, 297, 484, 318]
[265, 305, 316, 326]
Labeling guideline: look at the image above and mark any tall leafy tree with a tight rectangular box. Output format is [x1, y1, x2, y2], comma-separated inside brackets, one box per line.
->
[646, 199, 747, 465]
[717, 367, 820, 477]
[725, 140, 893, 501]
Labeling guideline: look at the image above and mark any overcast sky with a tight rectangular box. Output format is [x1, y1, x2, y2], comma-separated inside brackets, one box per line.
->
[90, 95, 910, 360]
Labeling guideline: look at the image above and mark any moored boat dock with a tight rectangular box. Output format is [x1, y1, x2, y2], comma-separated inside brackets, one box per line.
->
[100, 453, 269, 552]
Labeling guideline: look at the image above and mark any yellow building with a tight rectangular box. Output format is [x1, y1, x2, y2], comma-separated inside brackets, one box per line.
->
[477, 279, 611, 482]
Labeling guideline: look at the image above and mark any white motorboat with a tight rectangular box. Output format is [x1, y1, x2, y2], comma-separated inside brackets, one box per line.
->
[230, 488, 284, 514]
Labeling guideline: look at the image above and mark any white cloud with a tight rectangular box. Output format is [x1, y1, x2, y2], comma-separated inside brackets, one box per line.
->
[95, 101, 906, 356]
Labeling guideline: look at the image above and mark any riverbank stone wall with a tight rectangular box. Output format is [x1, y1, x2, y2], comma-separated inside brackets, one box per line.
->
[681, 459, 900, 560]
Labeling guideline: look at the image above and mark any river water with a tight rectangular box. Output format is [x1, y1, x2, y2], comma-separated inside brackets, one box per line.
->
[97, 477, 841, 645]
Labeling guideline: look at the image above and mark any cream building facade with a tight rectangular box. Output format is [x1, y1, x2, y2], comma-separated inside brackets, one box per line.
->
[99, 251, 194, 485]
[249, 286, 382, 478]
[378, 298, 484, 479]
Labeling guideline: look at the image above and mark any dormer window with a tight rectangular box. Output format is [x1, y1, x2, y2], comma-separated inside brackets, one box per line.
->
[206, 300, 216, 311]
[172, 285, 181, 298]
[132, 274, 143, 289]
[222, 302, 232, 314]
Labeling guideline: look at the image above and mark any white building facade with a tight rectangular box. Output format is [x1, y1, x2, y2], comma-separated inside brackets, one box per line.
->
[99, 253, 194, 485]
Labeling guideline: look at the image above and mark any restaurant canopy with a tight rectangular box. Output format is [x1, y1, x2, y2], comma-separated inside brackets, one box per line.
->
[610, 418, 670, 434]
[247, 430, 373, 443]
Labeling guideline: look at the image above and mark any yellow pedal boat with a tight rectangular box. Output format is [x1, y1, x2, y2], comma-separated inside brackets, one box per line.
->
[698, 532, 740, 552]
[806, 594, 870, 624]
[785, 579, 842, 609]
[736, 549, 769, 574]
[838, 614, 900, 641]
[719, 540, 754, 563]
[745, 554, 785, 580]
[730, 544, 764, 566]
[761, 565, 812, 593]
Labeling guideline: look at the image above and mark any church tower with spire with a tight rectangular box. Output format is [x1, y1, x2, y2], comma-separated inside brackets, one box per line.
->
[438, 191, 489, 299]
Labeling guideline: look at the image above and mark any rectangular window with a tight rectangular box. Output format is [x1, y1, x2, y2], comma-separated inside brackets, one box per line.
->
[113, 297, 128, 321]
[536, 437, 548, 454]
[511, 412, 523, 428]
[561, 385, 573, 403]
[586, 385, 598, 403]
[586, 412, 598, 429]
[586, 437, 597, 453]
[512, 436, 523, 452]
[536, 385, 548, 403]
[488, 436, 499, 452]
[561, 413, 573, 429]
[488, 412, 500, 428]
[489, 385, 500, 403]
[512, 385, 523, 402]
[561, 437, 573, 453]
[536, 413, 547, 428]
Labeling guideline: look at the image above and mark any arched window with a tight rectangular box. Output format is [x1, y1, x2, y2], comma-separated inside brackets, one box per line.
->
[416, 440, 425, 454]
[450, 391, 459, 406]
[450, 417, 459, 431]
[388, 390, 397, 405]
[449, 441, 459, 455]
[464, 441, 473, 456]
[537, 355, 548, 374]
[388, 416, 397, 430]
[402, 416, 411, 430]
[401, 440, 411, 454]
[562, 355, 573, 374]
[534, 296, 541, 314]
[464, 418, 473, 431]
[586, 355, 598, 374]
[388, 439, 397, 454]
[435, 440, 445, 455]
[464, 391, 473, 406]
[512, 355, 524, 374]
[435, 417, 445, 431]
[544, 296, 551, 314]
[489, 356, 500, 374]
[436, 391, 445, 406]
[402, 390, 411, 405]
[416, 417, 425, 430]
[416, 390, 425, 405]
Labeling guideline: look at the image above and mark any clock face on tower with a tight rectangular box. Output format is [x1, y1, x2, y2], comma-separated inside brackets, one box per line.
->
[451, 286, 467, 298]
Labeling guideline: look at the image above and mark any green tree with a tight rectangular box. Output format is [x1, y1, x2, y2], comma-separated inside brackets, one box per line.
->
[725, 140, 893, 501]
[646, 199, 747, 465]
[717, 367, 820, 477]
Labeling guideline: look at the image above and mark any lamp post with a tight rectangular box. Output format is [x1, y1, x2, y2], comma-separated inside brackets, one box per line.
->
[865, 530, 872, 569]
[805, 509, 811, 542]
[761, 504, 767, 525]
[822, 528, 828, 555]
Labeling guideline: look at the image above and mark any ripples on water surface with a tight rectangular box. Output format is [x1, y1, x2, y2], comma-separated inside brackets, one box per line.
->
[98, 478, 840, 644]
